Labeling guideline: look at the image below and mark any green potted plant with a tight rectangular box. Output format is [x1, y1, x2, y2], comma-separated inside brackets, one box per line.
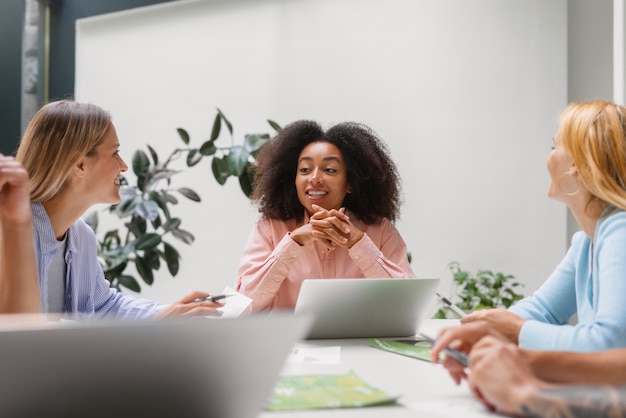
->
[434, 261, 525, 319]
[85, 109, 280, 292]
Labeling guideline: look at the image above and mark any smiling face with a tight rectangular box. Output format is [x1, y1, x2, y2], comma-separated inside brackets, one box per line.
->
[295, 141, 350, 215]
[546, 133, 575, 202]
[82, 123, 128, 205]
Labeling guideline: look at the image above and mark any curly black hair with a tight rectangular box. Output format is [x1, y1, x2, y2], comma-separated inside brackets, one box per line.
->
[251, 120, 402, 224]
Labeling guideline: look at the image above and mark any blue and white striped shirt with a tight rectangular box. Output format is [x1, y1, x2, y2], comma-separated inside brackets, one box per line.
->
[32, 203, 165, 319]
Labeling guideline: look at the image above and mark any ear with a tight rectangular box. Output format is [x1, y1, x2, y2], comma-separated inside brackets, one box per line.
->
[346, 184, 352, 194]
[569, 164, 578, 175]
[73, 159, 87, 179]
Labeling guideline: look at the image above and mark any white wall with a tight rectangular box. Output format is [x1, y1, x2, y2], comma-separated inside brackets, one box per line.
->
[75, 0, 568, 304]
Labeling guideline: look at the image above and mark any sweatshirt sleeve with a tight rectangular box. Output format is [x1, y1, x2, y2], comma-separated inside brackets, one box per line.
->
[512, 216, 626, 352]
[509, 233, 580, 325]
[348, 218, 415, 278]
[235, 219, 301, 310]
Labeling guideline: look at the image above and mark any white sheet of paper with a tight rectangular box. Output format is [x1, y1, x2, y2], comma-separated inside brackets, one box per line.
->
[286, 346, 341, 364]
[217, 286, 252, 318]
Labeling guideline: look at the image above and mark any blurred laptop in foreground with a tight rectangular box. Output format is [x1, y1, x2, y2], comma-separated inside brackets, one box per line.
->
[0, 314, 311, 418]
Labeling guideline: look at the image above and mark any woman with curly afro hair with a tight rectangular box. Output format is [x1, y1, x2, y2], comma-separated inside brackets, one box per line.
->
[235, 120, 414, 311]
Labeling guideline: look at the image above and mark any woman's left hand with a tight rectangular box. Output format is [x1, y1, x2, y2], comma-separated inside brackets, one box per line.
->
[155, 290, 222, 318]
[460, 308, 525, 344]
[308, 204, 364, 249]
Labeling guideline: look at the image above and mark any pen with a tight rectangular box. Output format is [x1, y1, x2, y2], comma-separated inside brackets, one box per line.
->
[419, 333, 470, 367]
[193, 293, 236, 303]
[435, 292, 467, 318]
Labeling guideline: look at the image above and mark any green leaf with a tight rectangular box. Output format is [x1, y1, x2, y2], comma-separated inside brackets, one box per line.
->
[135, 256, 154, 285]
[217, 108, 233, 135]
[433, 309, 447, 319]
[126, 216, 147, 236]
[177, 128, 190, 145]
[186, 149, 203, 167]
[135, 200, 160, 221]
[238, 167, 254, 197]
[161, 191, 178, 205]
[103, 229, 120, 243]
[146, 144, 159, 166]
[137, 171, 148, 193]
[199, 140, 217, 156]
[171, 228, 194, 244]
[103, 260, 128, 283]
[177, 187, 201, 202]
[135, 233, 162, 251]
[243, 134, 269, 154]
[227, 145, 249, 176]
[210, 113, 221, 141]
[163, 218, 182, 231]
[150, 190, 173, 220]
[151, 215, 162, 230]
[148, 191, 171, 220]
[144, 249, 161, 270]
[150, 169, 180, 184]
[268, 119, 282, 132]
[132, 150, 150, 177]
[212, 156, 231, 185]
[115, 195, 140, 219]
[163, 242, 180, 276]
[117, 275, 141, 292]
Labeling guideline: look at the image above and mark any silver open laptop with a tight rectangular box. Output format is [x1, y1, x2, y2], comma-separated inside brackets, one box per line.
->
[0, 313, 311, 418]
[294, 278, 440, 339]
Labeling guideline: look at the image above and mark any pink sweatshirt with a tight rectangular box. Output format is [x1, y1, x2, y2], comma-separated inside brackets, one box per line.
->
[235, 211, 415, 311]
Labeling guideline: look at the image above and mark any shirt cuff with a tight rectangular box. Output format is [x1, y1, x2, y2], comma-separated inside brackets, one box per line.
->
[348, 233, 381, 270]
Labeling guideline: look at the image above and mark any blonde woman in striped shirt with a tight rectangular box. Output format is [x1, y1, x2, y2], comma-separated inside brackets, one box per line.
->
[16, 100, 220, 319]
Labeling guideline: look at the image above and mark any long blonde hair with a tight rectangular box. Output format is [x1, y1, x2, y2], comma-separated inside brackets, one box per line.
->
[16, 100, 111, 202]
[559, 100, 626, 214]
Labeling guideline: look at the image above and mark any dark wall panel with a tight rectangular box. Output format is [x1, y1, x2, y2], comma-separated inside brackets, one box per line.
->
[0, 0, 26, 155]
[0, 0, 174, 154]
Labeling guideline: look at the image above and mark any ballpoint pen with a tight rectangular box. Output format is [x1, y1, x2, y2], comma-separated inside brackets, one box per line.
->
[435, 292, 467, 318]
[419, 333, 470, 367]
[193, 293, 236, 303]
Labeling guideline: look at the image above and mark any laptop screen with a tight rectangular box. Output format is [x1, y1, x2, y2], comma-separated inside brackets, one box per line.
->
[294, 278, 439, 339]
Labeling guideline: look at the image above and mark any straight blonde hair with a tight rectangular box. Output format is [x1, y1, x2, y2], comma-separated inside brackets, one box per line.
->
[16, 100, 111, 202]
[559, 100, 626, 214]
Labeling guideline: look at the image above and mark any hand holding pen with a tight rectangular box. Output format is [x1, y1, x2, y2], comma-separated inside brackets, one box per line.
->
[155, 290, 226, 319]
[420, 332, 470, 367]
[193, 293, 237, 303]
[429, 321, 501, 385]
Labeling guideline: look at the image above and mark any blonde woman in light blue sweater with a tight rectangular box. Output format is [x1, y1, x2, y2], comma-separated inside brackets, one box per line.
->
[435, 100, 626, 354]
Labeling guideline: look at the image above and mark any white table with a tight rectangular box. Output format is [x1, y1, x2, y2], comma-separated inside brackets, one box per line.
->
[259, 319, 501, 418]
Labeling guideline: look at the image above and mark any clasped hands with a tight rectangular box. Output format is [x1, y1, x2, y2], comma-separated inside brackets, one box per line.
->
[291, 204, 364, 249]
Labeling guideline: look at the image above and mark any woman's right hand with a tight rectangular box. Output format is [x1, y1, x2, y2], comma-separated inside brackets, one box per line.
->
[430, 321, 509, 384]
[289, 222, 327, 247]
[155, 290, 223, 318]
[467, 335, 546, 416]
[0, 155, 32, 227]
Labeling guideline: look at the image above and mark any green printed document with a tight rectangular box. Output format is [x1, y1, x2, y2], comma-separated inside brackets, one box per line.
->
[266, 371, 397, 411]
[368, 338, 441, 362]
